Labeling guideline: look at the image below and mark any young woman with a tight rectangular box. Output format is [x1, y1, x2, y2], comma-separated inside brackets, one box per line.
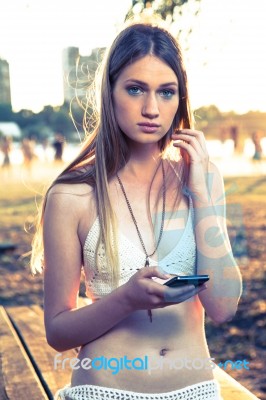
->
[31, 21, 242, 400]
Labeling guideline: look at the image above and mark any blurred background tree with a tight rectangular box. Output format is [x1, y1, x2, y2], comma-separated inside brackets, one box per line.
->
[126, 0, 201, 21]
[125, 0, 201, 44]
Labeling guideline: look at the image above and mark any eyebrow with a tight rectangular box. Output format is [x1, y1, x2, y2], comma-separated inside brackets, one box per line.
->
[124, 79, 178, 88]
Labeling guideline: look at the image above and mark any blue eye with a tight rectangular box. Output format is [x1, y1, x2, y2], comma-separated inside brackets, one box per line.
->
[160, 89, 175, 99]
[127, 86, 143, 95]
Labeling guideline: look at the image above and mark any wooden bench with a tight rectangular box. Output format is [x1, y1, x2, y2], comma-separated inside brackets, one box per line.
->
[0, 302, 260, 400]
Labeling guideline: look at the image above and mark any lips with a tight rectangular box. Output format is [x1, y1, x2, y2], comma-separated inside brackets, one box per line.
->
[137, 122, 161, 133]
[137, 122, 160, 127]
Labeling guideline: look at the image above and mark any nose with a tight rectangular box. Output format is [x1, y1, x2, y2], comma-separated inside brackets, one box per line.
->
[142, 93, 159, 119]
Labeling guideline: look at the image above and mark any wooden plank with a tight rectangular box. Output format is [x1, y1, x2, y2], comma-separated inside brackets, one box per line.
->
[5, 301, 260, 400]
[0, 306, 48, 400]
[6, 305, 78, 398]
[213, 365, 260, 399]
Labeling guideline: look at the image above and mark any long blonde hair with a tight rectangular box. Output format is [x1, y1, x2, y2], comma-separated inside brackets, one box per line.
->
[30, 22, 193, 288]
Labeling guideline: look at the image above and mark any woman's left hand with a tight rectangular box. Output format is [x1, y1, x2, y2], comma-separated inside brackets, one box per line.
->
[172, 129, 210, 203]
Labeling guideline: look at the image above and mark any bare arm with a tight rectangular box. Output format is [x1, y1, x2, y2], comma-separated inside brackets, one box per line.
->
[173, 130, 242, 323]
[43, 184, 134, 352]
[192, 162, 242, 323]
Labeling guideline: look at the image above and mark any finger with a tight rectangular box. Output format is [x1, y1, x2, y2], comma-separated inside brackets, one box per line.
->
[148, 279, 194, 296]
[173, 135, 206, 156]
[173, 129, 206, 146]
[138, 266, 171, 280]
[163, 283, 195, 299]
[174, 140, 210, 166]
[173, 130, 208, 153]
[153, 284, 207, 308]
[172, 140, 200, 162]
[152, 276, 173, 285]
[198, 283, 208, 291]
[163, 284, 206, 303]
[193, 285, 208, 297]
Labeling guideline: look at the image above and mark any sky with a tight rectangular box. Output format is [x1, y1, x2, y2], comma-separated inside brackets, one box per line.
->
[0, 0, 266, 114]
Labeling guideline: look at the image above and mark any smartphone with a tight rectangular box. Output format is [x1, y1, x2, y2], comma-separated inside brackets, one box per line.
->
[163, 274, 209, 288]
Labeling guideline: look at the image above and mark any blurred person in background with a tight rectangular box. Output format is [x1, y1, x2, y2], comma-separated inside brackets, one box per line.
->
[21, 136, 36, 177]
[52, 132, 65, 163]
[251, 130, 263, 161]
[0, 135, 12, 179]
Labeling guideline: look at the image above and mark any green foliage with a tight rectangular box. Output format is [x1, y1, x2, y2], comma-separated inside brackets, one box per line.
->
[125, 0, 202, 51]
[129, 0, 201, 21]
[194, 105, 222, 121]
[0, 103, 77, 141]
[0, 104, 14, 122]
[126, 0, 201, 37]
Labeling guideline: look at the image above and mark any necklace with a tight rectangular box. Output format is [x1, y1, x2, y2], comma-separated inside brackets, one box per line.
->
[116, 161, 166, 323]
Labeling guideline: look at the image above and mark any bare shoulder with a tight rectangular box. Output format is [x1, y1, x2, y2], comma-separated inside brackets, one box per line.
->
[46, 182, 96, 219]
[48, 182, 94, 197]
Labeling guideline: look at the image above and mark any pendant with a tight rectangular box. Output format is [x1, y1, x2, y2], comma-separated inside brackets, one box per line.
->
[144, 256, 152, 322]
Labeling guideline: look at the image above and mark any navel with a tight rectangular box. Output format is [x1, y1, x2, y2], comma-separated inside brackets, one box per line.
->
[159, 348, 169, 356]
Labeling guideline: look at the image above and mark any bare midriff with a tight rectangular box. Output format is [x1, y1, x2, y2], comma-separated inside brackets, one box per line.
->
[71, 297, 214, 392]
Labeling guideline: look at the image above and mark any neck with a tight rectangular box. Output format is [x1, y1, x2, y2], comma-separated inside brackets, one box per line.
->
[124, 144, 163, 183]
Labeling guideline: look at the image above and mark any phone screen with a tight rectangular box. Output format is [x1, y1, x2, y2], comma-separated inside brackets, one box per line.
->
[163, 275, 209, 288]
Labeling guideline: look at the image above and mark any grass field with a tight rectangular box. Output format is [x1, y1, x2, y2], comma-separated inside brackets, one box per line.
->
[0, 171, 265, 399]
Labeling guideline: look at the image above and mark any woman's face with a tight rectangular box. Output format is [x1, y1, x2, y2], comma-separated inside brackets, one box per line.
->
[112, 55, 179, 147]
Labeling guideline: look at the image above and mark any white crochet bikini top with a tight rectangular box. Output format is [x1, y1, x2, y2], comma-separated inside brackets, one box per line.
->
[83, 197, 196, 301]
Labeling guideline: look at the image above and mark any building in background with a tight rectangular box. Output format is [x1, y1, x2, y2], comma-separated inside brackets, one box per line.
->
[62, 47, 105, 104]
[0, 58, 11, 105]
[62, 47, 79, 104]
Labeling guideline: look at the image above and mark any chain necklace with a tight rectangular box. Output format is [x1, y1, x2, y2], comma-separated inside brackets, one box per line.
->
[116, 161, 166, 323]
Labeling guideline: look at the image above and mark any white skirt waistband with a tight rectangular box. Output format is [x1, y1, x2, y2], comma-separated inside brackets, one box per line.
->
[55, 379, 223, 400]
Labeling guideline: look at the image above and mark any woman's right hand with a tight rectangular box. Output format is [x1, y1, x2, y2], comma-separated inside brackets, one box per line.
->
[121, 266, 207, 312]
